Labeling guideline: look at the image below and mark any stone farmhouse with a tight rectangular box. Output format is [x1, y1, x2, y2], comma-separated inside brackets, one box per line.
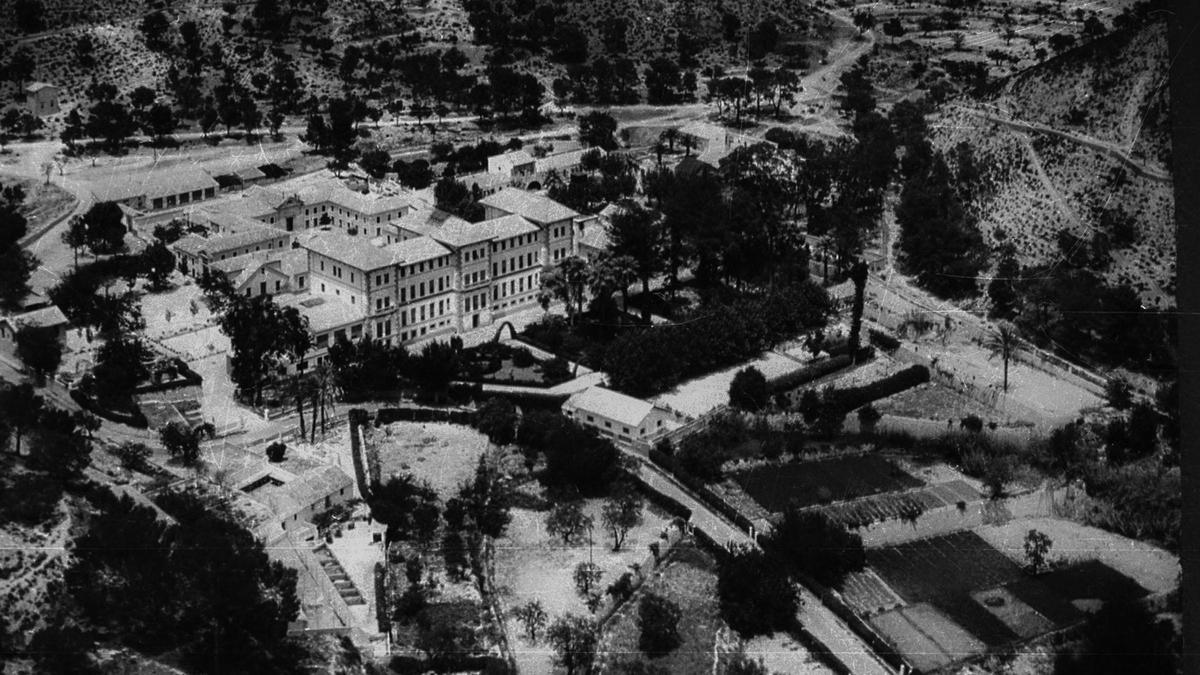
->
[23, 82, 60, 117]
[477, 145, 607, 192]
[169, 177, 594, 368]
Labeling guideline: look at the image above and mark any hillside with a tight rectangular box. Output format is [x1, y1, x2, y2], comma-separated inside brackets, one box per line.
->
[930, 20, 1173, 309]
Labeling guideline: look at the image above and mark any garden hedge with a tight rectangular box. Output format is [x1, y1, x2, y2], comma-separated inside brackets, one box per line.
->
[827, 365, 930, 412]
[69, 389, 148, 428]
[767, 354, 852, 393]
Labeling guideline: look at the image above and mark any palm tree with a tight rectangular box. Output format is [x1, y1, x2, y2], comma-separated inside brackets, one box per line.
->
[308, 363, 337, 441]
[285, 372, 311, 439]
[660, 128, 680, 153]
[817, 235, 835, 284]
[985, 321, 1020, 392]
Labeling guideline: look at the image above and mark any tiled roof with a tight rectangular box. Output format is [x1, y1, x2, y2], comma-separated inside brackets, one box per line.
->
[401, 208, 538, 248]
[479, 214, 540, 241]
[564, 386, 655, 428]
[298, 229, 398, 271]
[172, 223, 287, 257]
[297, 179, 413, 216]
[278, 293, 365, 332]
[458, 171, 511, 192]
[388, 236, 451, 265]
[479, 187, 578, 224]
[89, 166, 219, 203]
[534, 148, 599, 174]
[2, 305, 68, 330]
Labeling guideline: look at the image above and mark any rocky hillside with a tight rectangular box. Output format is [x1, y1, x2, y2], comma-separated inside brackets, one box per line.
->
[931, 20, 1173, 308]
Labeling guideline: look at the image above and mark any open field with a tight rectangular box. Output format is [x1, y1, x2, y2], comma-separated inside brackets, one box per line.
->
[495, 498, 674, 674]
[374, 422, 491, 497]
[731, 454, 923, 513]
[599, 541, 725, 674]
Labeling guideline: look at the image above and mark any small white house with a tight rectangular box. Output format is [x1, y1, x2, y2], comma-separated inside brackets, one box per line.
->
[562, 386, 678, 446]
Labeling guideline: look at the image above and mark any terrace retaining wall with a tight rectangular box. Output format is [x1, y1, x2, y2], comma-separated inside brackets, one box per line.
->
[851, 485, 1073, 547]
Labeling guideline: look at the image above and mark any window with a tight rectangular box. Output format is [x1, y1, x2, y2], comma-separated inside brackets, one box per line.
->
[587, 415, 594, 422]
[604, 421, 612, 428]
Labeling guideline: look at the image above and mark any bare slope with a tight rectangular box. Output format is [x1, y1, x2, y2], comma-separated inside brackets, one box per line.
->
[931, 20, 1173, 308]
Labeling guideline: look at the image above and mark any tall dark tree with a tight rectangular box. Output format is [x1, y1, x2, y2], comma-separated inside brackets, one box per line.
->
[847, 259, 869, 359]
[0, 246, 37, 311]
[15, 324, 64, 384]
[608, 204, 664, 323]
[895, 151, 987, 299]
[578, 111, 619, 150]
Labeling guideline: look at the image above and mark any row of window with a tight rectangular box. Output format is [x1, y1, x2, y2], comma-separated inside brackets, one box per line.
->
[399, 256, 449, 278]
[492, 272, 539, 300]
[493, 251, 538, 277]
[149, 187, 216, 210]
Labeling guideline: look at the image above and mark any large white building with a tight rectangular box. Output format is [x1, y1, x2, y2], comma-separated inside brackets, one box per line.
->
[172, 177, 591, 367]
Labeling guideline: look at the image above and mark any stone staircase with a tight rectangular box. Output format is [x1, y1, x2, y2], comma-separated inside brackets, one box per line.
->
[313, 545, 365, 606]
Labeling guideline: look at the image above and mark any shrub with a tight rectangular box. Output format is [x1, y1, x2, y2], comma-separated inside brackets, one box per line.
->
[638, 592, 682, 656]
[729, 367, 769, 411]
[857, 404, 882, 430]
[511, 347, 536, 368]
[961, 415, 983, 433]
[265, 441, 286, 462]
[767, 354, 852, 393]
[541, 357, 572, 382]
[868, 327, 900, 352]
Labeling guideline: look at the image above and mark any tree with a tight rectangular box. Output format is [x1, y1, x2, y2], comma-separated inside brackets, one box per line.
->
[433, 176, 473, 219]
[988, 248, 1021, 319]
[145, 103, 177, 142]
[857, 404, 882, 432]
[578, 111, 618, 150]
[140, 240, 176, 289]
[161, 421, 205, 465]
[608, 205, 664, 324]
[65, 491, 302, 673]
[718, 545, 797, 638]
[0, 383, 43, 454]
[0, 246, 38, 312]
[115, 441, 151, 470]
[985, 321, 1020, 392]
[1105, 378, 1134, 410]
[513, 600, 549, 642]
[1054, 598, 1176, 675]
[763, 508, 865, 588]
[1023, 529, 1052, 573]
[539, 255, 589, 325]
[369, 474, 441, 544]
[15, 324, 63, 384]
[895, 151, 987, 299]
[14, 0, 46, 34]
[728, 367, 769, 411]
[266, 441, 287, 462]
[547, 614, 598, 675]
[81, 201, 126, 254]
[28, 623, 99, 675]
[358, 147, 391, 179]
[475, 396, 518, 445]
[638, 592, 682, 656]
[545, 498, 593, 545]
[91, 335, 147, 402]
[847, 260, 869, 358]
[61, 215, 88, 268]
[600, 481, 643, 551]
[883, 17, 906, 43]
[573, 561, 603, 605]
[408, 340, 461, 401]
[139, 11, 172, 51]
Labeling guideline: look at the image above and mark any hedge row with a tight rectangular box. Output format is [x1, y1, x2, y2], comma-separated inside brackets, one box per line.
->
[868, 328, 900, 352]
[648, 448, 756, 534]
[827, 365, 930, 412]
[767, 354, 852, 393]
[69, 389, 148, 428]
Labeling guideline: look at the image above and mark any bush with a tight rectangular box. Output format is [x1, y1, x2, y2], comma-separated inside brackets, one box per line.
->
[265, 441, 286, 462]
[728, 367, 769, 411]
[961, 415, 983, 433]
[767, 354, 852, 394]
[868, 328, 900, 352]
[638, 592, 682, 656]
[541, 357, 572, 383]
[511, 347, 536, 368]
